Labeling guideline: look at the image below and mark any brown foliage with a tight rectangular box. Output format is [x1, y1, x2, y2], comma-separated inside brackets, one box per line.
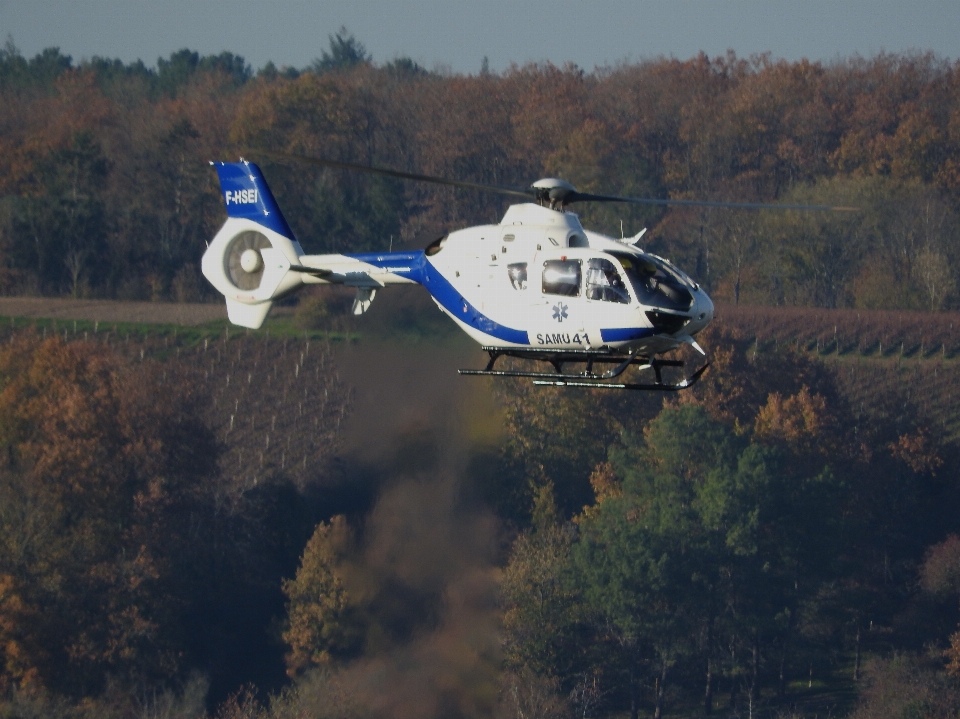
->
[8, 51, 960, 305]
[754, 386, 838, 456]
[282, 516, 364, 676]
[889, 429, 944, 475]
[587, 461, 620, 504]
[673, 321, 832, 428]
[945, 632, 960, 678]
[577, 461, 622, 523]
[0, 335, 217, 694]
[851, 653, 960, 719]
[921, 535, 960, 598]
[215, 686, 264, 719]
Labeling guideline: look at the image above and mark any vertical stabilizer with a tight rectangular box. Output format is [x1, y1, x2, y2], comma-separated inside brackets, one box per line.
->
[212, 161, 297, 240]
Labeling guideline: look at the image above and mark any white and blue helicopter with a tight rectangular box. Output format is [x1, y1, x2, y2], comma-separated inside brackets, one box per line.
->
[201, 155, 854, 391]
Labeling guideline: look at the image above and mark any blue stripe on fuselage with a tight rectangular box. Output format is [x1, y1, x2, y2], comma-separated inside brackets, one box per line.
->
[345, 251, 529, 345]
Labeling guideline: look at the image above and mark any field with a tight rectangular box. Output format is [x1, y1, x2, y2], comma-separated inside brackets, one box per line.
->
[714, 303, 960, 360]
[0, 299, 357, 493]
[0, 297, 228, 326]
[2, 297, 960, 486]
[708, 304, 960, 442]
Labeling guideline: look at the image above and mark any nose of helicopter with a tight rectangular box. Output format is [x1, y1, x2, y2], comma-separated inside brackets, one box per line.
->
[686, 288, 714, 337]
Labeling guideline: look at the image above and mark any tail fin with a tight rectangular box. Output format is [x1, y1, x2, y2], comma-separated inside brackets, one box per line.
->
[225, 298, 273, 328]
[202, 161, 304, 329]
[212, 160, 297, 239]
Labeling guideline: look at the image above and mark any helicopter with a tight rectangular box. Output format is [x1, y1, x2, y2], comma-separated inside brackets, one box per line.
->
[201, 155, 856, 391]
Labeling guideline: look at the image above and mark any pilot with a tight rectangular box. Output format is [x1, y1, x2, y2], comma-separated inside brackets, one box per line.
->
[605, 266, 626, 292]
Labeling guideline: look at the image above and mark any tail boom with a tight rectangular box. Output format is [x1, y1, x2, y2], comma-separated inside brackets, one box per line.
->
[203, 160, 426, 327]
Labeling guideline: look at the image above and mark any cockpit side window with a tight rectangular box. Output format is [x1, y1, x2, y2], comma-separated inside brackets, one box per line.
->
[586, 258, 630, 303]
[508, 262, 527, 290]
[542, 259, 581, 297]
[611, 252, 693, 311]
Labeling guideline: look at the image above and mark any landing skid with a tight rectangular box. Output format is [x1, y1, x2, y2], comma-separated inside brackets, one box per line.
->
[459, 347, 709, 392]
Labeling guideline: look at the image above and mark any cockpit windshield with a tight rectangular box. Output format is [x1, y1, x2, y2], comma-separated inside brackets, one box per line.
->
[609, 252, 694, 311]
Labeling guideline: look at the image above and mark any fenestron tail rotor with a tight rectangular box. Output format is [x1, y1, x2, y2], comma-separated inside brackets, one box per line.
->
[225, 231, 272, 291]
[253, 149, 859, 213]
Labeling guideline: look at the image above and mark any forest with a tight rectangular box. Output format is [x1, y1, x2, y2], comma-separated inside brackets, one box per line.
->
[1, 30, 960, 719]
[1, 34, 960, 310]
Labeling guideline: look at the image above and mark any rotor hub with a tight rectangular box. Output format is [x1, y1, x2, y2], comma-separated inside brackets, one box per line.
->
[530, 178, 578, 208]
[240, 248, 263, 273]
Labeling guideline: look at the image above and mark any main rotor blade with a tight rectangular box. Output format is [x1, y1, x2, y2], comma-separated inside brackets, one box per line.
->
[253, 150, 859, 212]
[571, 191, 859, 212]
[253, 150, 533, 200]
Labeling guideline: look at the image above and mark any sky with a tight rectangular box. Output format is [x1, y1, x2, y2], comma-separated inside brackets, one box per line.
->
[1, 0, 959, 75]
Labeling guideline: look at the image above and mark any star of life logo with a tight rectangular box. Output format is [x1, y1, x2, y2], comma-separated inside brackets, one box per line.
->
[552, 303, 568, 322]
[225, 189, 259, 205]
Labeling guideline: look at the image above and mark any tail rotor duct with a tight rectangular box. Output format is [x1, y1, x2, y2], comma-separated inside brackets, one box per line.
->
[226, 230, 271, 290]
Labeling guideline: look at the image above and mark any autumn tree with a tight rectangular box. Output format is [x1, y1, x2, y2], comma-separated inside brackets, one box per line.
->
[0, 335, 218, 695]
[850, 653, 960, 719]
[2, 44, 960, 308]
[282, 516, 365, 676]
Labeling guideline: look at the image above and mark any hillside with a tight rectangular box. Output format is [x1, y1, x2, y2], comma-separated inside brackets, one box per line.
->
[0, 300, 958, 718]
[2, 299, 959, 451]
[712, 303, 960, 441]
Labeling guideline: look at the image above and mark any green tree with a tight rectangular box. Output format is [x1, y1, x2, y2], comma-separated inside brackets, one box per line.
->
[156, 49, 250, 96]
[501, 484, 595, 687]
[575, 404, 843, 717]
[311, 28, 370, 74]
[12, 131, 109, 295]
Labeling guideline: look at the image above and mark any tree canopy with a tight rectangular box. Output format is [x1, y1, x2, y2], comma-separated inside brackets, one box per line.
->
[2, 45, 960, 308]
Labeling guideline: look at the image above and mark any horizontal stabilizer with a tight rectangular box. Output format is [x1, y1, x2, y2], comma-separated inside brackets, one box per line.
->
[225, 299, 272, 329]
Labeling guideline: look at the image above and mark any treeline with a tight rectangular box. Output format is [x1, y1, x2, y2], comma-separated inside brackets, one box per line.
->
[2, 36, 960, 309]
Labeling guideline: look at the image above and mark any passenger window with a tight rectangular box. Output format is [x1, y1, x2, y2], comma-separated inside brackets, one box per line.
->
[542, 260, 581, 297]
[586, 258, 630, 304]
[508, 262, 527, 290]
